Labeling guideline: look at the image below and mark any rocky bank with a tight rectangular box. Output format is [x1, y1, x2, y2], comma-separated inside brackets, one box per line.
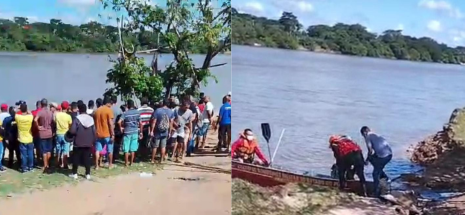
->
[408, 107, 465, 214]
[410, 107, 465, 191]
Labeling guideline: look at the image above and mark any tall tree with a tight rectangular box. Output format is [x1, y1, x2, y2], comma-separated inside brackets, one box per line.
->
[100, 0, 231, 100]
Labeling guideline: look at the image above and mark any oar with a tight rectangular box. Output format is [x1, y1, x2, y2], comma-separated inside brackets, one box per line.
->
[260, 123, 273, 167]
[270, 128, 285, 166]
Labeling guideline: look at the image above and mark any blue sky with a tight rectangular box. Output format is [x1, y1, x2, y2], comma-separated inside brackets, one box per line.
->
[233, 0, 465, 47]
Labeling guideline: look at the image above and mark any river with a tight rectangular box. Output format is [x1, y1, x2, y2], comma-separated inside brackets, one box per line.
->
[232, 45, 465, 179]
[0, 52, 231, 110]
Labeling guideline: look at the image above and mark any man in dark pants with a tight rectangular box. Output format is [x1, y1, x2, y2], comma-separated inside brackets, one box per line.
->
[329, 135, 367, 196]
[3, 107, 20, 168]
[360, 126, 392, 197]
[215, 95, 231, 152]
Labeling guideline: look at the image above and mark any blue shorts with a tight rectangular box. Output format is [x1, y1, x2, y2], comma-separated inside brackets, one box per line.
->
[96, 137, 114, 154]
[198, 122, 210, 136]
[40, 138, 53, 154]
[55, 134, 70, 156]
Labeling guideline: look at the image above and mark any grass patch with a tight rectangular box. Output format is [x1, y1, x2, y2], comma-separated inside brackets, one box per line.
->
[0, 161, 163, 198]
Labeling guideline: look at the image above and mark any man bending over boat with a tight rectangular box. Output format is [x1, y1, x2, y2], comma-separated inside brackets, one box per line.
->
[329, 135, 367, 196]
[231, 129, 269, 166]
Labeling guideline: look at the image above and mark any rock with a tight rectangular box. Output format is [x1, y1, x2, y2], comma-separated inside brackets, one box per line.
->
[411, 107, 465, 191]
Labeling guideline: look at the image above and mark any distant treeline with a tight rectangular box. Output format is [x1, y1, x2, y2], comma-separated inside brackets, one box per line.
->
[232, 8, 465, 64]
[0, 17, 210, 54]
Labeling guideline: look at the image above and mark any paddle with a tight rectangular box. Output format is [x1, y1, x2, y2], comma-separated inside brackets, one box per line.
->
[260, 123, 273, 167]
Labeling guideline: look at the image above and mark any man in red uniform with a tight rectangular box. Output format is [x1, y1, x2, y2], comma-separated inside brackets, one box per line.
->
[329, 135, 367, 196]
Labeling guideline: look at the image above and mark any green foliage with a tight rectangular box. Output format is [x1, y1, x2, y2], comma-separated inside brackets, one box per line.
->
[101, 0, 231, 100]
[232, 9, 465, 64]
[105, 56, 163, 102]
[0, 15, 213, 53]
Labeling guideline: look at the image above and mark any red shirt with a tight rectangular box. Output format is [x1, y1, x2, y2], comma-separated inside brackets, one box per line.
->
[198, 104, 205, 113]
[31, 108, 42, 137]
[331, 138, 361, 158]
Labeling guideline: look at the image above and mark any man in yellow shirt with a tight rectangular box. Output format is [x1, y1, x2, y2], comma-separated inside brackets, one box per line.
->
[15, 104, 34, 173]
[55, 104, 72, 169]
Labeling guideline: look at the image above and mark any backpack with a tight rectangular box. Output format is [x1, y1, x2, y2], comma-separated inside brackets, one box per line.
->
[157, 111, 170, 132]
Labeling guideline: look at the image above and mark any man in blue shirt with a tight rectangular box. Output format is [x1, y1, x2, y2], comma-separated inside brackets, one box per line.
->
[216, 95, 231, 152]
[149, 99, 174, 163]
[118, 100, 142, 167]
[360, 126, 392, 197]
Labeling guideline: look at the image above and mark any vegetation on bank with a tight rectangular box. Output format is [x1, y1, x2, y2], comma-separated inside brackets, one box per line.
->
[0, 16, 209, 54]
[232, 8, 465, 64]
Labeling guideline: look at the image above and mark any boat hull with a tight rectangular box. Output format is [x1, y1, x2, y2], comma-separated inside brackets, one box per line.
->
[232, 161, 377, 195]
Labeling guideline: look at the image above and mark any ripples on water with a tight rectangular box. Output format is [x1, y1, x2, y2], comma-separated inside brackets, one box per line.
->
[232, 45, 465, 179]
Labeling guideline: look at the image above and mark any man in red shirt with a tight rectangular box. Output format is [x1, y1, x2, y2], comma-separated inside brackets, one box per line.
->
[31, 100, 42, 166]
[329, 135, 367, 196]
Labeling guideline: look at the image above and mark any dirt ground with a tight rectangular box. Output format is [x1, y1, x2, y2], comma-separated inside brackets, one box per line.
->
[0, 156, 231, 215]
[0, 127, 232, 215]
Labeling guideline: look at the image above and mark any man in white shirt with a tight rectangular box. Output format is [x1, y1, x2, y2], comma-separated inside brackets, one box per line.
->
[199, 96, 214, 149]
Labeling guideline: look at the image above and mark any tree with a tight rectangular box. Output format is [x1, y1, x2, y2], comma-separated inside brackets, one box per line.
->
[278, 12, 301, 33]
[100, 0, 231, 101]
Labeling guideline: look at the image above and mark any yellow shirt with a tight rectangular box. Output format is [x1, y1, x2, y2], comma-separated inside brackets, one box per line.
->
[15, 114, 33, 144]
[55, 112, 72, 135]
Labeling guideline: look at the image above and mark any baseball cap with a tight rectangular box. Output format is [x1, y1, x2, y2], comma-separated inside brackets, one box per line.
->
[61, 101, 69, 110]
[1, 104, 7, 110]
[50, 102, 58, 109]
[227, 91, 231, 96]
[15, 100, 26, 106]
[57, 105, 62, 110]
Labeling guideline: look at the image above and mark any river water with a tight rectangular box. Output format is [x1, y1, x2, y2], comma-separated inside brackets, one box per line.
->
[0, 52, 231, 110]
[232, 45, 465, 180]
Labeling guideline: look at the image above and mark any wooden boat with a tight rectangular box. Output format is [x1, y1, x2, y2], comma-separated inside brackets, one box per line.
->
[232, 161, 382, 195]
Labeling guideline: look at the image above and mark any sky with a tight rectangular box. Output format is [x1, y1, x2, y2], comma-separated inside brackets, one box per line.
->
[233, 0, 465, 47]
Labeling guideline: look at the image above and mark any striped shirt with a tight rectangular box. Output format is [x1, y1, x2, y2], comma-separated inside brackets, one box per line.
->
[122, 109, 141, 134]
[137, 106, 154, 127]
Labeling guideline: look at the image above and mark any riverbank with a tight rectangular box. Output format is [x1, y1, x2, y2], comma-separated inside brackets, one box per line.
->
[408, 107, 465, 213]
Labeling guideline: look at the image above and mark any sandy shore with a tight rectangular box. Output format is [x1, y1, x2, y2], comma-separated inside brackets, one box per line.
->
[0, 130, 231, 215]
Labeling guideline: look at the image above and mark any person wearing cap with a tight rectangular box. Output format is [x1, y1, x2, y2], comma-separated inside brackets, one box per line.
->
[34, 99, 54, 172]
[0, 104, 9, 172]
[55, 103, 72, 169]
[328, 134, 367, 196]
[16, 103, 34, 172]
[61, 101, 70, 115]
[3, 107, 20, 169]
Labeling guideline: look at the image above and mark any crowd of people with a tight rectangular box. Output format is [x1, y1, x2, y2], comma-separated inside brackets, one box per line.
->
[0, 92, 232, 180]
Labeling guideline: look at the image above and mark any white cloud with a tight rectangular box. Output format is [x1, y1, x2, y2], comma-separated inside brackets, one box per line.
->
[270, 0, 314, 13]
[236, 1, 264, 15]
[427, 20, 442, 32]
[58, 0, 97, 7]
[418, 0, 463, 19]
[295, 1, 313, 12]
[396, 24, 404, 30]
